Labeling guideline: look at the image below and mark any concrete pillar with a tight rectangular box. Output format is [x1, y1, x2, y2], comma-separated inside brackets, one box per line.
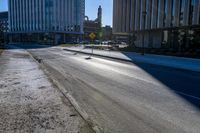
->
[68, 0, 70, 31]
[113, 0, 117, 32]
[140, 0, 146, 30]
[158, 0, 165, 28]
[10, 0, 13, 32]
[43, 0, 46, 31]
[20, 0, 22, 31]
[16, 0, 19, 30]
[151, 0, 158, 28]
[130, 0, 135, 31]
[183, 0, 190, 26]
[15, 0, 17, 31]
[12, 0, 14, 31]
[113, 0, 116, 32]
[117, 0, 121, 32]
[22, 0, 25, 31]
[146, 0, 152, 29]
[33, 0, 35, 31]
[135, 0, 141, 30]
[193, 0, 200, 25]
[35, 0, 38, 31]
[13, 0, 16, 31]
[26, 0, 28, 31]
[71, 0, 74, 29]
[8, 0, 11, 32]
[18, 0, 21, 31]
[29, 0, 32, 31]
[118, 0, 122, 32]
[126, 0, 131, 32]
[122, 0, 126, 32]
[64, 0, 67, 31]
[166, 0, 172, 27]
[174, 0, 180, 27]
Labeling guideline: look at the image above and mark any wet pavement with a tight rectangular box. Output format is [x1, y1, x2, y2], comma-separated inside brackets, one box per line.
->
[0, 48, 93, 133]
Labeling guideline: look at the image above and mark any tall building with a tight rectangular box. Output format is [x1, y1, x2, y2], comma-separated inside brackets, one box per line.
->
[97, 6, 102, 25]
[84, 5, 102, 40]
[0, 12, 9, 42]
[102, 25, 112, 41]
[113, 0, 200, 50]
[8, 0, 85, 43]
[0, 12, 8, 33]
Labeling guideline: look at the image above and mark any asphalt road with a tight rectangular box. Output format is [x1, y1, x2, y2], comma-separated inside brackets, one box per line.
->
[15, 44, 200, 133]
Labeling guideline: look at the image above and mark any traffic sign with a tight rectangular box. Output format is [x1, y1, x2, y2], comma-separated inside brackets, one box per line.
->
[89, 32, 96, 40]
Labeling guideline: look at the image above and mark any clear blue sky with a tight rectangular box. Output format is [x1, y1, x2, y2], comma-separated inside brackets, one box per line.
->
[0, 0, 113, 26]
[85, 0, 113, 26]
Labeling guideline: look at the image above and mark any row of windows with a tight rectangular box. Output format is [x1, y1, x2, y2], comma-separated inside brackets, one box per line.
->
[10, 25, 81, 32]
[9, 0, 84, 33]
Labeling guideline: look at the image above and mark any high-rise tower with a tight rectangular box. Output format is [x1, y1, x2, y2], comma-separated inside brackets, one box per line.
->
[97, 5, 102, 25]
[8, 0, 85, 34]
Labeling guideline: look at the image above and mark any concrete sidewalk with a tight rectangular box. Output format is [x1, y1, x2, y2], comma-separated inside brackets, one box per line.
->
[63, 46, 200, 72]
[0, 48, 93, 133]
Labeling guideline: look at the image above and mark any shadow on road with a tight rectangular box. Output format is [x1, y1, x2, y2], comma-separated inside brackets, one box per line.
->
[122, 52, 200, 110]
[5, 43, 200, 110]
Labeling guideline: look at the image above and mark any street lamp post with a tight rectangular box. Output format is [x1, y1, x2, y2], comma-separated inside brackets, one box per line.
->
[142, 11, 147, 55]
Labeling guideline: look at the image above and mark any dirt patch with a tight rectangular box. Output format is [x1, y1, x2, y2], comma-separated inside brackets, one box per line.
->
[60, 44, 79, 47]
[0, 49, 3, 55]
[0, 48, 94, 133]
[0, 44, 4, 55]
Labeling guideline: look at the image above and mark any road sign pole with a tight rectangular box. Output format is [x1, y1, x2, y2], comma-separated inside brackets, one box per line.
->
[88, 32, 96, 58]
[92, 40, 94, 54]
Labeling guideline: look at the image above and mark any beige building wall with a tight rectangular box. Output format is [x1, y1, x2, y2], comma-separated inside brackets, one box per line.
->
[113, 0, 200, 48]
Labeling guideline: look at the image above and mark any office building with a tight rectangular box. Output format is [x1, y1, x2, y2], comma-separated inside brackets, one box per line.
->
[0, 12, 8, 33]
[0, 12, 9, 42]
[102, 25, 112, 41]
[113, 0, 200, 51]
[8, 0, 85, 44]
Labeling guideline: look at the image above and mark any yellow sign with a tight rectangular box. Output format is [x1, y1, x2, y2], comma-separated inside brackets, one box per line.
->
[89, 32, 96, 40]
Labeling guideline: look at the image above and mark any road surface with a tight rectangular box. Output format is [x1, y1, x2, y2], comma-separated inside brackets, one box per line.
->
[16, 44, 200, 133]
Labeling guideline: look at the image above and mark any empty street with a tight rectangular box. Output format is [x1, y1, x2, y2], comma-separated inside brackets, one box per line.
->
[16, 44, 200, 133]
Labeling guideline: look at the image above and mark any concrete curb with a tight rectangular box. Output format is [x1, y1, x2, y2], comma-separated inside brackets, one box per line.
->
[63, 48, 135, 63]
[28, 52, 103, 133]
[63, 48, 200, 73]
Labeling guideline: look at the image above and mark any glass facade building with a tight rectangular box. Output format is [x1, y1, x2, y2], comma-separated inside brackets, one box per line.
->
[8, 0, 85, 34]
